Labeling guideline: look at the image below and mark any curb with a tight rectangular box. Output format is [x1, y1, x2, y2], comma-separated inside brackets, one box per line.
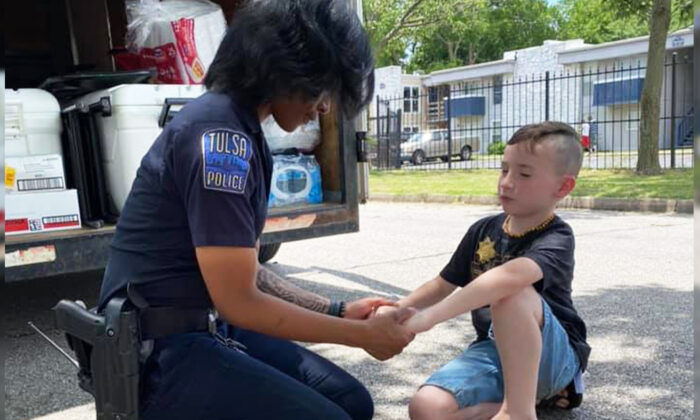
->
[369, 193, 694, 214]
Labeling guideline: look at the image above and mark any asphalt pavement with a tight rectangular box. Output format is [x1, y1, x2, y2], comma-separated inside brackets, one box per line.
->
[5, 202, 692, 419]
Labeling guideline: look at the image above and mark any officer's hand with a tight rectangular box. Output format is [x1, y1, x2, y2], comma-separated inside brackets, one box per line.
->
[344, 297, 398, 320]
[362, 306, 417, 361]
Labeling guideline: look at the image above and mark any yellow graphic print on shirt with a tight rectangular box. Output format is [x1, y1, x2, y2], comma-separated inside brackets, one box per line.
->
[476, 237, 496, 263]
[472, 236, 516, 280]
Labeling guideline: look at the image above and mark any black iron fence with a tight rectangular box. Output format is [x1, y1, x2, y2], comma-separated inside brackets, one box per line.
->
[369, 53, 694, 171]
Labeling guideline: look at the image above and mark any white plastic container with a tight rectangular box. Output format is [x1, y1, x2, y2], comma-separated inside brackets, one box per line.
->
[4, 89, 63, 158]
[71, 84, 205, 210]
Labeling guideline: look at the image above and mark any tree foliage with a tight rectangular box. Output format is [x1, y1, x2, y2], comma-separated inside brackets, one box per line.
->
[363, 0, 693, 72]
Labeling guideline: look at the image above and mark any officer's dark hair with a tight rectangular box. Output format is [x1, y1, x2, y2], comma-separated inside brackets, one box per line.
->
[507, 121, 583, 176]
[205, 0, 374, 119]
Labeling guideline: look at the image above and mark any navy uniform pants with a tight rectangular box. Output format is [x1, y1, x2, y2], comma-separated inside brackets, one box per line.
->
[140, 323, 373, 420]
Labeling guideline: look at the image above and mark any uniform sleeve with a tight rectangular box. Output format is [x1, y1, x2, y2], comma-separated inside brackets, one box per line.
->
[171, 124, 260, 248]
[521, 228, 575, 293]
[440, 223, 479, 287]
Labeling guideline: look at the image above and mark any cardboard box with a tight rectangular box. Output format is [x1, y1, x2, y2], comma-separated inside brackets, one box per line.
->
[5, 154, 66, 193]
[6, 189, 81, 235]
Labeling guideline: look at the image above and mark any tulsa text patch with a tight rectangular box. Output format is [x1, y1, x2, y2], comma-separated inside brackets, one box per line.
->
[201, 128, 253, 194]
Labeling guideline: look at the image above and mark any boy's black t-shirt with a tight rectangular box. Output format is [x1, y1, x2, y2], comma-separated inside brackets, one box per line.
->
[440, 213, 591, 372]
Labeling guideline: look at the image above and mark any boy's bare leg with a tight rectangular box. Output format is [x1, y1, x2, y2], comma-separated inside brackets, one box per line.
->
[409, 385, 501, 420]
[490, 286, 543, 420]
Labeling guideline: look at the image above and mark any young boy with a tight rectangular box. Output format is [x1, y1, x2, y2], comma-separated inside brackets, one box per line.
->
[383, 122, 590, 420]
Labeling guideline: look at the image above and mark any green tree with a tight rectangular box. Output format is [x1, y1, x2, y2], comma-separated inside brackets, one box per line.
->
[597, 0, 691, 174]
[407, 0, 490, 72]
[558, 0, 691, 44]
[557, 0, 648, 43]
[484, 0, 559, 61]
[363, 0, 453, 67]
[408, 0, 560, 72]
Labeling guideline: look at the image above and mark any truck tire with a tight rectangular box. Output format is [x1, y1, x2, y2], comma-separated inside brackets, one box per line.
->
[460, 146, 472, 161]
[258, 243, 282, 264]
[412, 150, 426, 165]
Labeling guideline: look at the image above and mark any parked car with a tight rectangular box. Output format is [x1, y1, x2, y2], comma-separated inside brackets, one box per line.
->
[400, 130, 480, 165]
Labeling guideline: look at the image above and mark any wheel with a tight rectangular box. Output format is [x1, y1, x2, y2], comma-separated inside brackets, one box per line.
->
[460, 146, 472, 161]
[412, 150, 426, 165]
[258, 242, 282, 264]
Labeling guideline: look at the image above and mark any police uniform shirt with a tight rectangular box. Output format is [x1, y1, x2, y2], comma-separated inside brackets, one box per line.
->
[440, 213, 591, 372]
[98, 92, 272, 310]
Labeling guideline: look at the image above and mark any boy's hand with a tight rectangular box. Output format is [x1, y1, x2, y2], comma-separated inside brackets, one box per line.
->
[403, 310, 434, 334]
[344, 297, 398, 320]
[362, 306, 417, 361]
[372, 304, 400, 318]
[371, 303, 434, 333]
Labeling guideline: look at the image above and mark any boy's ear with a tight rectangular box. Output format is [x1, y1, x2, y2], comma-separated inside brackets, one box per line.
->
[555, 175, 576, 199]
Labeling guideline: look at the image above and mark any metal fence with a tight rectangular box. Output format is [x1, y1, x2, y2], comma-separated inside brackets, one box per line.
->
[369, 53, 694, 171]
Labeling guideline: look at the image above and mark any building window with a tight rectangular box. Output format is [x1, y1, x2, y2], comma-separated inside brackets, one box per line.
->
[493, 76, 503, 105]
[404, 86, 419, 113]
[583, 79, 592, 99]
[429, 87, 438, 103]
[460, 81, 483, 96]
[492, 120, 502, 142]
[628, 108, 639, 131]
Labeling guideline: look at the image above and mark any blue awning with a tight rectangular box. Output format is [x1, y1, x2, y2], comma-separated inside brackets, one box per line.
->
[448, 96, 485, 117]
[593, 77, 644, 106]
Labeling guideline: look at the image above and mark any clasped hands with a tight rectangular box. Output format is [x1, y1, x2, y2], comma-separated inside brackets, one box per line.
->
[343, 297, 433, 361]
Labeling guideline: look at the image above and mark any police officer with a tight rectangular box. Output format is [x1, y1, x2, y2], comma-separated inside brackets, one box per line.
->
[97, 0, 415, 419]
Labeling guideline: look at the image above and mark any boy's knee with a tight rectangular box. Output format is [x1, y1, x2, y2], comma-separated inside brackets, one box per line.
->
[409, 386, 459, 420]
[491, 285, 539, 316]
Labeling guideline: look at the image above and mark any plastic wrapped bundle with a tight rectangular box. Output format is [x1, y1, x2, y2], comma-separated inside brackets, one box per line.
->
[268, 154, 323, 208]
[125, 0, 227, 84]
[263, 116, 321, 154]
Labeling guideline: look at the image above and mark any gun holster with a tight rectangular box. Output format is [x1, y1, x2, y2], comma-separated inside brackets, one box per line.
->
[54, 297, 140, 420]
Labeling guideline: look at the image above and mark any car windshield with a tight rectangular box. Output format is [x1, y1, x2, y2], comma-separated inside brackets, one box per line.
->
[406, 132, 432, 143]
[406, 133, 422, 143]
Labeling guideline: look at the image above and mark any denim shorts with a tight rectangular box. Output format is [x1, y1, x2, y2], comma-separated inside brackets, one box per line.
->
[423, 298, 581, 409]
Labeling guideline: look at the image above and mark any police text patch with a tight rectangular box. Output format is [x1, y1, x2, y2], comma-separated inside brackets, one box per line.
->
[201, 128, 253, 194]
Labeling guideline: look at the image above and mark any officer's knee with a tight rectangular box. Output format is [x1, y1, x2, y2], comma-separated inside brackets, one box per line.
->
[339, 382, 374, 420]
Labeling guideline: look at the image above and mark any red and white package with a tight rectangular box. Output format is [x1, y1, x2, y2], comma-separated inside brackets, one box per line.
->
[139, 43, 186, 84]
[126, 0, 226, 85]
[171, 17, 207, 84]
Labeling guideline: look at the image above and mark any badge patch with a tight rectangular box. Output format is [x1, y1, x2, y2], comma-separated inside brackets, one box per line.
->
[201, 128, 253, 194]
[476, 236, 496, 263]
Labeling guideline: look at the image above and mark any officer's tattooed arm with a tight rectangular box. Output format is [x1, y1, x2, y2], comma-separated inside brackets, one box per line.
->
[256, 265, 331, 314]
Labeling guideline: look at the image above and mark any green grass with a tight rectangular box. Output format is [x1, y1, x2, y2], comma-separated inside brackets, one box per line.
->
[370, 169, 693, 200]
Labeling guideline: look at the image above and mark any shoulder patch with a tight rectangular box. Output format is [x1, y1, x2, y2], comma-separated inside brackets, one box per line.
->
[201, 128, 254, 194]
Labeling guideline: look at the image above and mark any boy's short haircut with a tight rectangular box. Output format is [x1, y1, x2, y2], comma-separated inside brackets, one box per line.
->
[204, 0, 374, 119]
[507, 121, 584, 176]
